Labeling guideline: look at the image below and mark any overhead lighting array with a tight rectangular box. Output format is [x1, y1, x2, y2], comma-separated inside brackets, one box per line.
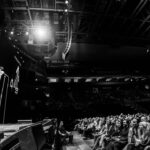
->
[47, 76, 149, 84]
[1, 25, 52, 45]
[32, 26, 51, 42]
[64, 0, 71, 14]
[62, 0, 72, 60]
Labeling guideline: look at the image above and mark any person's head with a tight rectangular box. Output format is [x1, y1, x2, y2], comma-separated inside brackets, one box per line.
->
[111, 119, 115, 124]
[59, 121, 64, 128]
[106, 118, 111, 124]
[116, 120, 121, 128]
[139, 121, 148, 130]
[141, 116, 146, 122]
[123, 120, 127, 127]
[139, 122, 143, 129]
[131, 119, 137, 127]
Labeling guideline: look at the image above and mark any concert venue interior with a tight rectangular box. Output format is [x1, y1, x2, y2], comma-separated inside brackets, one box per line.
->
[1, 0, 150, 150]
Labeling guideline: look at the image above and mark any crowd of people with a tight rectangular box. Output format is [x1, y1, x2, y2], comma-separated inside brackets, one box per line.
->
[74, 113, 150, 150]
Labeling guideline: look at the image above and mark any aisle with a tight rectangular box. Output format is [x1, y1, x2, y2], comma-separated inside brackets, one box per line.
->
[63, 132, 93, 150]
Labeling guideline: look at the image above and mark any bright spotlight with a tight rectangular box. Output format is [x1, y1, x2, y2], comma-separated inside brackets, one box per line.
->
[10, 31, 14, 35]
[145, 85, 150, 90]
[33, 26, 50, 41]
[65, 0, 69, 4]
[25, 31, 29, 36]
[64, 9, 68, 13]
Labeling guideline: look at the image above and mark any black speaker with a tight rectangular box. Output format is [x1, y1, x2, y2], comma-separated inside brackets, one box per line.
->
[31, 123, 46, 150]
[18, 127, 37, 150]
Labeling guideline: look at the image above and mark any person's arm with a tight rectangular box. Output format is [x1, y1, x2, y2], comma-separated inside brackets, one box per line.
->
[134, 128, 142, 146]
[58, 130, 66, 136]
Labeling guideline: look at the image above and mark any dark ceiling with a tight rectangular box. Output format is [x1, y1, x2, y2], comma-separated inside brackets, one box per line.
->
[1, 0, 150, 119]
[1, 0, 150, 62]
[1, 0, 150, 44]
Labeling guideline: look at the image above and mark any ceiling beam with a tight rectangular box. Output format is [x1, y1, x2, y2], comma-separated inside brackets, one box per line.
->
[130, 0, 145, 18]
[3, 7, 87, 14]
[134, 0, 148, 17]
[120, 0, 147, 31]
[110, 1, 126, 25]
[138, 15, 150, 31]
[98, 0, 113, 35]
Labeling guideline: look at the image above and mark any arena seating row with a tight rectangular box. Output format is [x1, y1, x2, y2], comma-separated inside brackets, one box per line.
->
[75, 113, 150, 150]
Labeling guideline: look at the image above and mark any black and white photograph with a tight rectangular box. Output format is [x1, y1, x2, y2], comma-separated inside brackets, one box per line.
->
[1, 0, 150, 150]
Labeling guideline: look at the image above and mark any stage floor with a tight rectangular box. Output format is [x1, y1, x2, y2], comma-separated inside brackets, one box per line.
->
[63, 132, 94, 150]
[0, 123, 31, 143]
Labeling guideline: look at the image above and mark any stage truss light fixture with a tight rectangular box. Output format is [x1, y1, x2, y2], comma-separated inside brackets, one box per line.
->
[32, 26, 51, 42]
[65, 0, 69, 4]
[145, 85, 150, 90]
[25, 31, 29, 36]
[10, 31, 13, 35]
[64, 9, 68, 13]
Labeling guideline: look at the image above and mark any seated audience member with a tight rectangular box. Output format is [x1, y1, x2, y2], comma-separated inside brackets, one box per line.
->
[105, 119, 129, 150]
[74, 113, 150, 150]
[97, 117, 116, 149]
[58, 121, 73, 145]
[92, 118, 107, 150]
[123, 118, 138, 150]
[83, 121, 95, 139]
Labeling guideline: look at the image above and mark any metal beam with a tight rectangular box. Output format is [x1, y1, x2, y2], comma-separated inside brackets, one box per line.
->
[4, 6, 150, 23]
[121, 0, 147, 30]
[130, 0, 145, 18]
[123, 0, 148, 36]
[3, 7, 87, 14]
[40, 0, 43, 8]
[134, 0, 148, 17]
[131, 0, 148, 36]
[138, 15, 150, 30]
[108, 1, 126, 31]
[98, 0, 113, 35]
[25, 0, 33, 26]
[142, 25, 150, 35]
[88, 0, 103, 34]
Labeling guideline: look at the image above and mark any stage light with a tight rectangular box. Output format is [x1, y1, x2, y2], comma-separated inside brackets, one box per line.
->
[48, 78, 57, 83]
[147, 49, 149, 53]
[145, 85, 150, 90]
[33, 26, 50, 41]
[106, 78, 112, 82]
[65, 0, 69, 4]
[74, 78, 78, 83]
[45, 93, 50, 98]
[10, 31, 14, 35]
[65, 78, 71, 83]
[25, 31, 29, 36]
[64, 9, 68, 13]
[85, 78, 92, 82]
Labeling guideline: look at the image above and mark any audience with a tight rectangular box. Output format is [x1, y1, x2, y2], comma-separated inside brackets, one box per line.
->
[74, 113, 150, 150]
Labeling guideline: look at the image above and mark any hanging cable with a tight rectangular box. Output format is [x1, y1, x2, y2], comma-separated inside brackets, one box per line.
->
[0, 69, 10, 124]
[62, 1, 73, 61]
[2, 74, 9, 124]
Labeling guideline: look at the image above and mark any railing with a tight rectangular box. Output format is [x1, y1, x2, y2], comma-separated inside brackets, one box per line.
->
[0, 121, 49, 150]
[0, 67, 10, 124]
